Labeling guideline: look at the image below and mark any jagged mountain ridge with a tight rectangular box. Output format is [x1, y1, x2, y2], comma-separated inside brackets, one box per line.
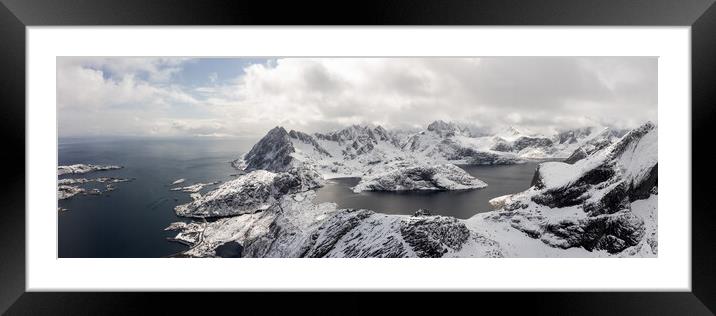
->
[171, 122, 657, 258]
[484, 122, 658, 254]
[234, 121, 620, 178]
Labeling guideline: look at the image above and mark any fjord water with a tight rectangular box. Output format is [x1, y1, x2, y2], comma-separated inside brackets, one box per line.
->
[58, 137, 540, 257]
[314, 163, 541, 219]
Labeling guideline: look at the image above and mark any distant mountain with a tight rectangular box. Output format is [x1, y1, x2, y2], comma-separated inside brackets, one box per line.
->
[233, 121, 625, 178]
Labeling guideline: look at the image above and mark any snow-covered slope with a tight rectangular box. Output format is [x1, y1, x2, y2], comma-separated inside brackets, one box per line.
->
[482, 122, 658, 254]
[490, 126, 626, 159]
[352, 164, 487, 193]
[233, 122, 524, 179]
[168, 192, 504, 258]
[175, 166, 324, 218]
[233, 121, 624, 179]
[169, 122, 657, 258]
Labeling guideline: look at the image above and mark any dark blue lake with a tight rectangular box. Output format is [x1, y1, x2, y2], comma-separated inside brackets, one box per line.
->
[58, 138, 541, 258]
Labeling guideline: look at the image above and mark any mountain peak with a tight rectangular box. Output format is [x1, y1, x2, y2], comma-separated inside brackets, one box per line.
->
[240, 126, 294, 172]
[427, 120, 466, 137]
[267, 126, 289, 136]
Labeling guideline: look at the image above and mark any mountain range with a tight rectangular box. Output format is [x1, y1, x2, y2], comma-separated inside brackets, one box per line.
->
[233, 120, 627, 179]
[167, 121, 655, 258]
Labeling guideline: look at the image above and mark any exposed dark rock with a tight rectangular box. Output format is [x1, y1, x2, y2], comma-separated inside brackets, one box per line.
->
[607, 122, 655, 160]
[427, 120, 467, 137]
[242, 126, 295, 172]
[628, 164, 658, 202]
[288, 130, 332, 157]
[512, 136, 553, 151]
[513, 122, 657, 254]
[400, 216, 471, 257]
[583, 182, 630, 216]
[490, 138, 513, 152]
[563, 148, 588, 164]
[437, 139, 521, 165]
[556, 127, 593, 144]
[299, 209, 375, 257]
[542, 210, 644, 254]
[215, 241, 244, 258]
[413, 209, 433, 217]
[175, 167, 323, 218]
[531, 165, 616, 208]
[353, 164, 487, 192]
[580, 211, 644, 253]
[531, 164, 545, 188]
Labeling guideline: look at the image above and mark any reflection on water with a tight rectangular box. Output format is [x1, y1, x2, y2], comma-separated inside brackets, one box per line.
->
[314, 163, 542, 219]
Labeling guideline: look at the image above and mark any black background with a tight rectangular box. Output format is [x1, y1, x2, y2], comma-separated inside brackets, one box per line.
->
[1, 0, 715, 314]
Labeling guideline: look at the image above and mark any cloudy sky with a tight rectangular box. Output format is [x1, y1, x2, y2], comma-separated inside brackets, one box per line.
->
[57, 57, 657, 138]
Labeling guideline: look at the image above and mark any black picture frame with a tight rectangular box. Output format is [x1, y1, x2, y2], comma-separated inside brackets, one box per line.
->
[1, 0, 714, 314]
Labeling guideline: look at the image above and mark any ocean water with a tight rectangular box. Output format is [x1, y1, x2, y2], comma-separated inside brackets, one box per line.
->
[58, 137, 541, 258]
[58, 137, 257, 258]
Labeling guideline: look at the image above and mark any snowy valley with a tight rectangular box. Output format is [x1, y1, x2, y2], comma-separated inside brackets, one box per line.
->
[166, 121, 656, 258]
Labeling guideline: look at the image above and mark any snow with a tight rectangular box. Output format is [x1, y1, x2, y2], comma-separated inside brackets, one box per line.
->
[169, 181, 221, 193]
[57, 164, 122, 175]
[352, 164, 488, 193]
[236, 121, 612, 179]
[174, 168, 323, 218]
[488, 194, 512, 210]
[617, 127, 658, 185]
[58, 185, 85, 200]
[58, 177, 132, 185]
[166, 122, 656, 258]
[622, 194, 658, 256]
[57, 176, 133, 201]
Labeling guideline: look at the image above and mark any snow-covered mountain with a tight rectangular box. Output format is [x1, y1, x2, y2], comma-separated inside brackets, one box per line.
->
[175, 166, 323, 218]
[489, 126, 627, 159]
[232, 121, 621, 179]
[169, 122, 657, 258]
[352, 164, 487, 193]
[482, 122, 657, 254]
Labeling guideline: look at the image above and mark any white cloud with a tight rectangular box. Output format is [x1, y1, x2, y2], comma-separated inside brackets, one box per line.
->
[57, 57, 657, 138]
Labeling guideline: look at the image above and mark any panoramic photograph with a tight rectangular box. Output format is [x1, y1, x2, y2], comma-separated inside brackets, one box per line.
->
[57, 57, 658, 258]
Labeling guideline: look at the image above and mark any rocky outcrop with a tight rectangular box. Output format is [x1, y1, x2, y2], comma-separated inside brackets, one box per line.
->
[239, 126, 296, 172]
[58, 185, 86, 199]
[352, 164, 487, 193]
[555, 127, 593, 145]
[512, 136, 553, 151]
[57, 164, 122, 176]
[563, 127, 626, 164]
[436, 139, 522, 164]
[427, 120, 470, 137]
[174, 166, 323, 218]
[493, 122, 658, 254]
[169, 181, 221, 193]
[57, 169, 133, 202]
[400, 215, 471, 257]
[169, 191, 501, 258]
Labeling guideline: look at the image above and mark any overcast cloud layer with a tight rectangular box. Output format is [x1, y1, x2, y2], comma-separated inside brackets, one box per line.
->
[57, 57, 657, 138]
